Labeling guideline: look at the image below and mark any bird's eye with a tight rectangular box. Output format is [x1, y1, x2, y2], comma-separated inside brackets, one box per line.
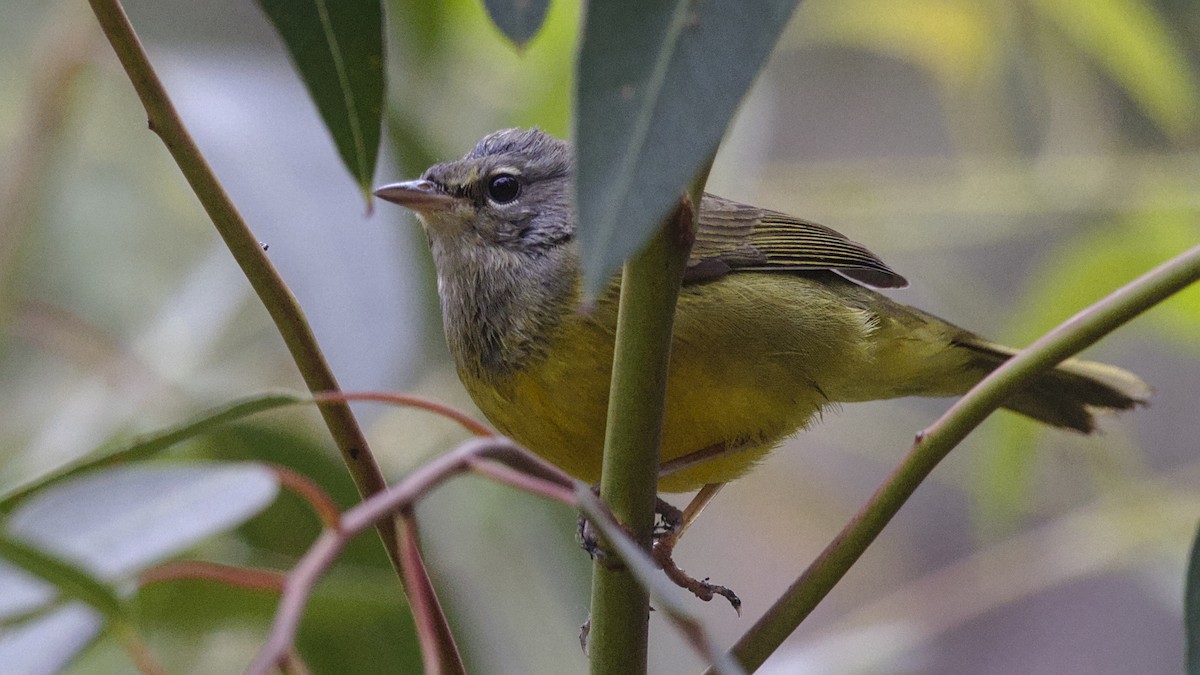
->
[487, 174, 520, 203]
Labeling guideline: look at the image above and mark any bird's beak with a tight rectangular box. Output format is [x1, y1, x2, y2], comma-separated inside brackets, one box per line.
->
[373, 180, 456, 213]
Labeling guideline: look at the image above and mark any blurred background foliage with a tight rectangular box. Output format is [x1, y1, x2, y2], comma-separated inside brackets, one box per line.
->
[0, 0, 1197, 672]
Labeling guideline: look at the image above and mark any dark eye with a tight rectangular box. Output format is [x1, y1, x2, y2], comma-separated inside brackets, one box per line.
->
[487, 174, 520, 203]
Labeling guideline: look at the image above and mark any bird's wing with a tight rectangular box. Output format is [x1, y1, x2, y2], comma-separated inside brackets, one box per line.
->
[687, 193, 908, 289]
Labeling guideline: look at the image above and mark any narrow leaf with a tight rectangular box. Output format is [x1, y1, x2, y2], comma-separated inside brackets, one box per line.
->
[0, 534, 123, 620]
[1, 392, 306, 509]
[1187, 519, 1200, 674]
[483, 0, 551, 48]
[574, 0, 800, 293]
[257, 0, 385, 194]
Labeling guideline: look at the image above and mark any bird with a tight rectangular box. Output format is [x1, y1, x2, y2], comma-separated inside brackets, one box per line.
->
[374, 127, 1149, 496]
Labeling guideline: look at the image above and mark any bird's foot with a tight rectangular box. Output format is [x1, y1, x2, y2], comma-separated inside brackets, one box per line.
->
[651, 499, 741, 614]
[577, 491, 740, 612]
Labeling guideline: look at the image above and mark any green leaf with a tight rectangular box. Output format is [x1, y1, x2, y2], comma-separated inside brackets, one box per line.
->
[1187, 519, 1200, 674]
[0, 605, 102, 675]
[0, 392, 307, 510]
[972, 209, 1198, 528]
[257, 0, 385, 195]
[800, 0, 994, 89]
[6, 464, 279, 582]
[0, 534, 122, 621]
[483, 0, 551, 49]
[1033, 0, 1200, 139]
[0, 464, 279, 673]
[574, 0, 800, 293]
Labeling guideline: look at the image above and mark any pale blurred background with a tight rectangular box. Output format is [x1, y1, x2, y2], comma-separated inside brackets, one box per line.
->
[2, 0, 1199, 673]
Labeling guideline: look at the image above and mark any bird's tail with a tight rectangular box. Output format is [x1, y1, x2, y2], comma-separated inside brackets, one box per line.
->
[955, 339, 1150, 433]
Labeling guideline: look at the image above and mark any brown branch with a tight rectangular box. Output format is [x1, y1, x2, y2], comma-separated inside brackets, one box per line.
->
[246, 437, 576, 674]
[311, 391, 495, 437]
[272, 466, 342, 530]
[82, 0, 406, 586]
[138, 560, 287, 592]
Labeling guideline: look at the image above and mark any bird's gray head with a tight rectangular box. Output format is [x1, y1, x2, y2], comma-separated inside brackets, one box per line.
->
[374, 129, 581, 377]
[375, 128, 575, 255]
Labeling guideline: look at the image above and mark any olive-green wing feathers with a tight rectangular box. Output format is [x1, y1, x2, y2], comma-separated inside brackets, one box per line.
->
[687, 194, 908, 289]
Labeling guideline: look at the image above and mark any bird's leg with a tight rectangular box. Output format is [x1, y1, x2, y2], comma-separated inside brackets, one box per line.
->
[577, 474, 740, 611]
[575, 487, 687, 567]
[651, 484, 740, 613]
[576, 485, 613, 565]
[657, 441, 732, 478]
[665, 483, 725, 543]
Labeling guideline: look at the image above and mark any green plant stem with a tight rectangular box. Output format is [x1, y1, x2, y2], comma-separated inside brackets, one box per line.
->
[85, 0, 393, 565]
[588, 190, 699, 674]
[84, 3, 464, 671]
[719, 242, 1200, 673]
[577, 487, 744, 675]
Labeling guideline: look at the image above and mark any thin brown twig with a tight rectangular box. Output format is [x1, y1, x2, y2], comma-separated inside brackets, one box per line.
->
[272, 466, 342, 530]
[247, 437, 577, 674]
[137, 560, 287, 592]
[112, 620, 168, 675]
[280, 648, 313, 675]
[396, 512, 456, 673]
[312, 391, 495, 438]
[466, 458, 578, 504]
[575, 488, 745, 675]
[83, 0, 464, 669]
[80, 0, 416, 611]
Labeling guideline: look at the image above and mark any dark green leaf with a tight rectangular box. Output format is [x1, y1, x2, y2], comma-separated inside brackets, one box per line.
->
[257, 0, 385, 195]
[1187, 519, 1200, 674]
[483, 0, 551, 48]
[574, 0, 800, 293]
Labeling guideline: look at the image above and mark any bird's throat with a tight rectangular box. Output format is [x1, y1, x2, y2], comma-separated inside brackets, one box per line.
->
[434, 242, 578, 381]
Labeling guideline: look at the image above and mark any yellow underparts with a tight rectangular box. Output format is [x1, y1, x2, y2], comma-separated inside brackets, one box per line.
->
[461, 273, 969, 493]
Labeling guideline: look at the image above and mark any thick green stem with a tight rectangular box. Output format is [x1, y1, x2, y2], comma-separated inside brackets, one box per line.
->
[588, 190, 699, 674]
[84, 2, 465, 672]
[720, 243, 1200, 673]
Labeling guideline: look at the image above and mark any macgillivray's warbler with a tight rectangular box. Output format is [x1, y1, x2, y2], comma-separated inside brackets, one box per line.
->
[374, 128, 1149, 495]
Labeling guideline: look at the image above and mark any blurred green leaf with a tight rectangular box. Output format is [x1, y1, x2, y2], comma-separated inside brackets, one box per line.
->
[257, 0, 385, 195]
[1, 393, 307, 510]
[973, 209, 1198, 526]
[971, 415, 1045, 529]
[204, 422, 391, 567]
[133, 570, 420, 675]
[0, 464, 278, 673]
[574, 0, 799, 293]
[1186, 519, 1200, 674]
[0, 534, 122, 621]
[7, 464, 278, 581]
[801, 0, 994, 88]
[1033, 0, 1200, 139]
[482, 0, 550, 49]
[296, 574, 420, 674]
[0, 605, 102, 675]
[1010, 212, 1200, 352]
